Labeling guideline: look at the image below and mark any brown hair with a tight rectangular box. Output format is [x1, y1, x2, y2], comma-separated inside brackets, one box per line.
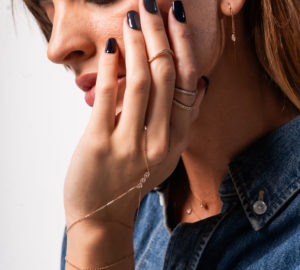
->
[244, 0, 300, 111]
[21, 0, 52, 41]
[21, 0, 300, 110]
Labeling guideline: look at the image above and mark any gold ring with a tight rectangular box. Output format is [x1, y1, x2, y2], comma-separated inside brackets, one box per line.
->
[172, 98, 195, 111]
[148, 48, 175, 64]
[175, 87, 198, 96]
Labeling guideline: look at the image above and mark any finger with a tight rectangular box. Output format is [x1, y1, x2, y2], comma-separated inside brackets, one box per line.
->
[167, 3, 202, 129]
[139, 0, 176, 147]
[89, 38, 119, 135]
[118, 12, 151, 138]
[168, 1, 199, 92]
[169, 78, 206, 153]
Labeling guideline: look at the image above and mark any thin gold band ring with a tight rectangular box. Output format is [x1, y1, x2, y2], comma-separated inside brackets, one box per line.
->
[148, 48, 175, 63]
[172, 98, 196, 111]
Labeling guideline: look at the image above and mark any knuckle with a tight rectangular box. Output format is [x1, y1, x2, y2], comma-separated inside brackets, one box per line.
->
[83, 135, 111, 157]
[133, 73, 151, 91]
[98, 82, 117, 96]
[157, 62, 176, 83]
[177, 26, 194, 40]
[130, 36, 142, 47]
[148, 137, 169, 163]
[152, 21, 165, 34]
[183, 66, 198, 81]
[180, 66, 198, 87]
[149, 145, 168, 163]
[118, 140, 141, 160]
[94, 139, 111, 154]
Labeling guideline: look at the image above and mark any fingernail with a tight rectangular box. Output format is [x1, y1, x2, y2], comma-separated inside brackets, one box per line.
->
[127, 10, 141, 30]
[172, 1, 186, 23]
[105, 38, 117, 53]
[144, 0, 158, 14]
[201, 76, 210, 94]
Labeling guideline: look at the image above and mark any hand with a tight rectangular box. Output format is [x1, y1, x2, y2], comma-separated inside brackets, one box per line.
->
[63, 0, 206, 230]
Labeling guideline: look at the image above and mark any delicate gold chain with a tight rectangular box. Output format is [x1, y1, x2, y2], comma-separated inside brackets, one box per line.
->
[65, 252, 134, 270]
[133, 125, 150, 230]
[180, 178, 208, 218]
[188, 200, 203, 220]
[66, 126, 150, 235]
[188, 182, 208, 209]
[65, 126, 150, 269]
[66, 185, 138, 234]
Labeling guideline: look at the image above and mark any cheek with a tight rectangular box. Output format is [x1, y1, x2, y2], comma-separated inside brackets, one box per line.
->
[186, 1, 224, 75]
[192, 23, 223, 76]
[89, 15, 124, 42]
[88, 1, 140, 54]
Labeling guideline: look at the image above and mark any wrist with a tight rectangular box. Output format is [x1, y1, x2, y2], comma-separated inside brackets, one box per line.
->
[66, 221, 134, 269]
[65, 185, 141, 233]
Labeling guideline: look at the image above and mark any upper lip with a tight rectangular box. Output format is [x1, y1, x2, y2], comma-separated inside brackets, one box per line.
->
[76, 73, 125, 92]
[76, 73, 97, 92]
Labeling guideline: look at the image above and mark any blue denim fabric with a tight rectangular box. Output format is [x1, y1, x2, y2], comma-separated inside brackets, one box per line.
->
[61, 115, 300, 270]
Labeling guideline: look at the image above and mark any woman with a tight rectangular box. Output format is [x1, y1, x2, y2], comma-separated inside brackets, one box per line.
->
[23, 0, 300, 269]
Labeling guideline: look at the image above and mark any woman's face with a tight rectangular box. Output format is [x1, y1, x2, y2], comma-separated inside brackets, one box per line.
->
[43, 0, 222, 113]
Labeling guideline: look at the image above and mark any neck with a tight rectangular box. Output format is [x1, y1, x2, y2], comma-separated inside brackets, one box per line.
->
[181, 29, 299, 217]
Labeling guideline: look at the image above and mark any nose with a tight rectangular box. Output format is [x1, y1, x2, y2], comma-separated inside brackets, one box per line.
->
[47, 9, 96, 66]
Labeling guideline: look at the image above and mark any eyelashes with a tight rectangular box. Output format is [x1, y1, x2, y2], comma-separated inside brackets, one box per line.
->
[86, 0, 117, 5]
[36, 0, 116, 21]
[37, 0, 117, 7]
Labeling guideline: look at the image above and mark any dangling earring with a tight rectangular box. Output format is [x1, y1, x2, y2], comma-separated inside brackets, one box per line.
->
[229, 3, 237, 62]
[229, 3, 236, 44]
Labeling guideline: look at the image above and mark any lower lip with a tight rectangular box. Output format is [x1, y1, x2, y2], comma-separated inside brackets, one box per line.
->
[84, 76, 126, 107]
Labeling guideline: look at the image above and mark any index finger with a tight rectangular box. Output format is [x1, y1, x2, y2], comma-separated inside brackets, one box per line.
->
[89, 38, 119, 135]
[139, 0, 175, 142]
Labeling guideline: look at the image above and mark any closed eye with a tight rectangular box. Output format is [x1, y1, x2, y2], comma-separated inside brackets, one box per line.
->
[86, 0, 118, 5]
[36, 0, 117, 23]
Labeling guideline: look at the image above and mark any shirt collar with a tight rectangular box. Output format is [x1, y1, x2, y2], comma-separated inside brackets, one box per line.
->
[155, 115, 300, 231]
[223, 114, 300, 231]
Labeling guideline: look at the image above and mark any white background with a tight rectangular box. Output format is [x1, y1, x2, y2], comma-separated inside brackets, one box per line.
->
[0, 1, 91, 269]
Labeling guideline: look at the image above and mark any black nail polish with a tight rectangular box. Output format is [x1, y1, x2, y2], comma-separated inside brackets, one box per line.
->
[172, 1, 186, 23]
[144, 0, 158, 14]
[105, 38, 117, 54]
[201, 76, 210, 94]
[127, 10, 141, 30]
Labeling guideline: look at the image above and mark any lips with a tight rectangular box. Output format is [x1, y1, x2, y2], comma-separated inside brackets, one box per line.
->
[75, 73, 126, 107]
[76, 73, 126, 92]
[84, 85, 96, 107]
[75, 73, 97, 92]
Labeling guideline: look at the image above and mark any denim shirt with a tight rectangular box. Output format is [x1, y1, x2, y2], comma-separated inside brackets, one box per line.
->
[61, 115, 300, 270]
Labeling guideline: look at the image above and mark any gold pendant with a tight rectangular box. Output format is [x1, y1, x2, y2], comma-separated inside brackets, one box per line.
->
[185, 208, 192, 215]
[199, 200, 208, 209]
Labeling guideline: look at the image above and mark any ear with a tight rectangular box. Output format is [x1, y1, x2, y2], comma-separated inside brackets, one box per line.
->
[220, 0, 246, 16]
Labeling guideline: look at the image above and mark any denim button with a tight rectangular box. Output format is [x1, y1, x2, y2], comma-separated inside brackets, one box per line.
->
[253, 200, 267, 215]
